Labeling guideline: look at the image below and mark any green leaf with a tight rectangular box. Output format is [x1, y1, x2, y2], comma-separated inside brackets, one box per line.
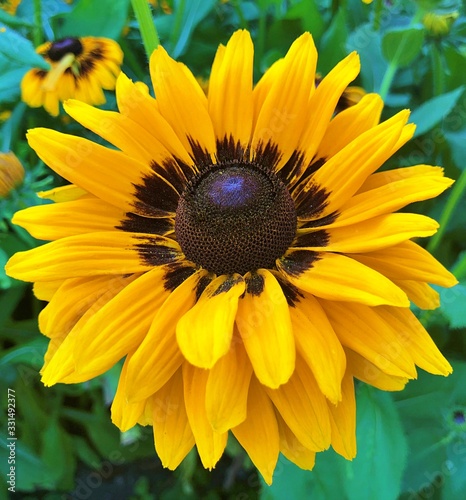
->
[260, 452, 346, 499]
[0, 25, 49, 69]
[0, 65, 26, 103]
[51, 0, 130, 39]
[445, 129, 466, 171]
[381, 27, 425, 68]
[439, 283, 466, 329]
[347, 24, 387, 92]
[410, 86, 465, 138]
[0, 338, 46, 372]
[40, 418, 76, 489]
[170, 0, 217, 58]
[394, 361, 466, 495]
[0, 437, 50, 492]
[318, 8, 349, 75]
[285, 0, 325, 42]
[343, 385, 408, 500]
[442, 440, 466, 499]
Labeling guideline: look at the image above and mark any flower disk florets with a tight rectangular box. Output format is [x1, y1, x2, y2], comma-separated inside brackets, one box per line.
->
[47, 38, 84, 61]
[175, 162, 297, 275]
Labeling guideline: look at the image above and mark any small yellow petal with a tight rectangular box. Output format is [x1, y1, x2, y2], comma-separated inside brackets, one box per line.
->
[236, 269, 295, 389]
[152, 368, 195, 470]
[111, 354, 145, 432]
[266, 355, 332, 451]
[125, 270, 205, 402]
[205, 333, 253, 433]
[328, 372, 356, 460]
[183, 363, 227, 470]
[345, 348, 409, 391]
[232, 377, 279, 485]
[290, 293, 346, 404]
[176, 274, 245, 369]
[278, 251, 409, 307]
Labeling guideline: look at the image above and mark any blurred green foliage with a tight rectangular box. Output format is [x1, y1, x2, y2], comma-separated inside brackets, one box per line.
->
[1, 0, 466, 498]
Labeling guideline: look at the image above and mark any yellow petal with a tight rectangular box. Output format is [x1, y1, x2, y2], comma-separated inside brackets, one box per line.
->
[41, 275, 135, 385]
[345, 348, 409, 391]
[393, 280, 440, 310]
[252, 33, 317, 167]
[317, 213, 439, 253]
[325, 168, 454, 228]
[183, 363, 228, 470]
[377, 306, 453, 376]
[316, 93, 383, 160]
[205, 333, 253, 433]
[208, 30, 253, 145]
[152, 368, 195, 470]
[352, 240, 458, 288]
[327, 372, 356, 460]
[358, 165, 445, 193]
[266, 355, 332, 451]
[276, 412, 316, 471]
[73, 266, 175, 377]
[296, 110, 409, 217]
[26, 128, 177, 216]
[252, 58, 284, 130]
[115, 72, 192, 166]
[176, 274, 245, 369]
[299, 52, 360, 163]
[290, 293, 346, 403]
[232, 376, 279, 485]
[111, 354, 145, 432]
[38, 184, 88, 202]
[150, 46, 216, 158]
[39, 274, 129, 338]
[320, 300, 417, 378]
[236, 269, 295, 389]
[33, 280, 64, 301]
[126, 270, 206, 402]
[64, 99, 175, 165]
[5, 232, 178, 282]
[12, 198, 128, 241]
[278, 251, 409, 307]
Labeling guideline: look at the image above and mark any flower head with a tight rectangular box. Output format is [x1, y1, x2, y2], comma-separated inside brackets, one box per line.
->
[21, 36, 123, 116]
[5, 30, 457, 483]
[0, 0, 21, 15]
[0, 152, 25, 198]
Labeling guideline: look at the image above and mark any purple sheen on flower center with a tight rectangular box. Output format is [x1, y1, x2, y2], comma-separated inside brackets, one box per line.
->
[47, 38, 83, 61]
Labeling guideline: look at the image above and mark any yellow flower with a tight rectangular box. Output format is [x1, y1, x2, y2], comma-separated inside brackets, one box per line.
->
[0, 152, 25, 198]
[5, 31, 457, 483]
[423, 11, 459, 37]
[21, 36, 123, 116]
[0, 0, 21, 15]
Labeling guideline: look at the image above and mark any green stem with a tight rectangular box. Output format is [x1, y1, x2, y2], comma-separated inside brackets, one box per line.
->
[427, 167, 466, 255]
[378, 9, 424, 100]
[255, 2, 267, 76]
[170, 0, 185, 50]
[118, 37, 146, 81]
[32, 0, 43, 47]
[373, 0, 384, 31]
[131, 0, 160, 60]
[232, 0, 247, 29]
[431, 43, 445, 96]
[378, 61, 397, 101]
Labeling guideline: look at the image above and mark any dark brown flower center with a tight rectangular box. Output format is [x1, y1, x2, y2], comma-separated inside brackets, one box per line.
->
[175, 162, 297, 275]
[47, 37, 83, 61]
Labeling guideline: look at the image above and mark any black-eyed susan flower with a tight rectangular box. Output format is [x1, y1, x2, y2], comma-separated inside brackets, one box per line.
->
[0, 152, 24, 198]
[423, 11, 459, 37]
[21, 36, 123, 116]
[0, 0, 21, 15]
[5, 30, 457, 483]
